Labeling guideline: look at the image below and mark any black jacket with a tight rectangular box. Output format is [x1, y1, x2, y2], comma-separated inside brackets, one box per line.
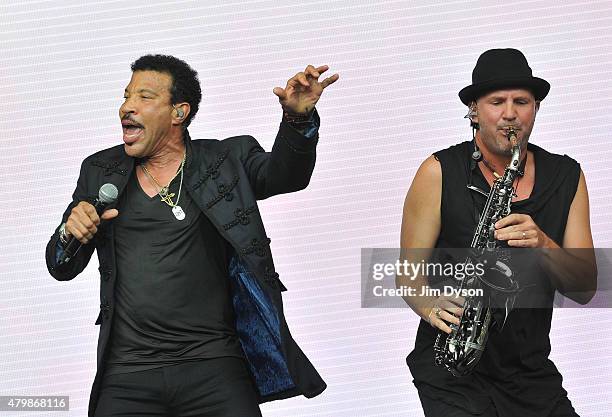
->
[45, 116, 326, 416]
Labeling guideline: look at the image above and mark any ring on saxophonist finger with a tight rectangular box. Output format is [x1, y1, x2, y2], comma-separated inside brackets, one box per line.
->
[522, 231, 527, 240]
[435, 308, 442, 318]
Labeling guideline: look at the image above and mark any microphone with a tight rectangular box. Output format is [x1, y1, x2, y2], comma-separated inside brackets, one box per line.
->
[58, 183, 118, 265]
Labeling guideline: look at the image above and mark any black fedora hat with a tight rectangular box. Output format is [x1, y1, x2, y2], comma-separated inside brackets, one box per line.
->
[458, 48, 550, 105]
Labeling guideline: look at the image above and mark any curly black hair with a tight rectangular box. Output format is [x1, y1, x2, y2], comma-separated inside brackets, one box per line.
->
[131, 54, 202, 129]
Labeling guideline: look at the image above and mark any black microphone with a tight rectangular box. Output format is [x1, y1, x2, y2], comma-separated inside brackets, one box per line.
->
[58, 183, 118, 265]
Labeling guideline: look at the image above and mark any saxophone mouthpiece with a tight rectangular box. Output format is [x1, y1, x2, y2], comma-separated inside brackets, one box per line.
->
[505, 127, 518, 146]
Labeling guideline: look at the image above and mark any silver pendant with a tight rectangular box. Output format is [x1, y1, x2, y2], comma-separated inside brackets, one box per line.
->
[172, 205, 185, 220]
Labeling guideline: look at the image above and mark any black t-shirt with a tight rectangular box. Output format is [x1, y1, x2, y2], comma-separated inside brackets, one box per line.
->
[105, 166, 244, 375]
[407, 141, 581, 417]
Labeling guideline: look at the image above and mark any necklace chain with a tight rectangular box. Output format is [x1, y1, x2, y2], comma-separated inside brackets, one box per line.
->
[479, 155, 523, 200]
[141, 151, 186, 207]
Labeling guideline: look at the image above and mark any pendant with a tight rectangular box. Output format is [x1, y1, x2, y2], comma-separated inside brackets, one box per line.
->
[172, 205, 185, 220]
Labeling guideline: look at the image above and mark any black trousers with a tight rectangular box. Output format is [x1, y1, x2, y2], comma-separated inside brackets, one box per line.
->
[418, 391, 579, 417]
[94, 357, 262, 417]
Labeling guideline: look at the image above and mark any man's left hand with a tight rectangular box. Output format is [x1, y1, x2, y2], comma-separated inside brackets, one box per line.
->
[495, 213, 556, 248]
[273, 65, 339, 115]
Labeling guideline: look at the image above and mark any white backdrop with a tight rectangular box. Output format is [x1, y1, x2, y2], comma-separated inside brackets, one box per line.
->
[1, 1, 611, 416]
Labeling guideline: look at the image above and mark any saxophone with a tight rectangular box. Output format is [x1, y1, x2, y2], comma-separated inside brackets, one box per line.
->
[433, 127, 522, 377]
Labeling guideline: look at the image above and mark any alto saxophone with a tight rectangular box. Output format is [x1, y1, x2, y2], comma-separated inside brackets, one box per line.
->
[433, 127, 522, 377]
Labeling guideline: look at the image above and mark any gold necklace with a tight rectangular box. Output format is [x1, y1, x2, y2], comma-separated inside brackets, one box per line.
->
[140, 151, 187, 220]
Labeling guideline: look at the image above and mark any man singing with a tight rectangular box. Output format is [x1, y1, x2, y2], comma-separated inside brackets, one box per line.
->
[45, 55, 338, 417]
[399, 49, 596, 416]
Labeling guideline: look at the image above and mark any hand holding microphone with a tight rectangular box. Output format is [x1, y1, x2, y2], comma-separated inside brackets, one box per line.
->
[59, 184, 118, 264]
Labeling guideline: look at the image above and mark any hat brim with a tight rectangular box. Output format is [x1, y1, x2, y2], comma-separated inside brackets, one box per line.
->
[458, 77, 550, 105]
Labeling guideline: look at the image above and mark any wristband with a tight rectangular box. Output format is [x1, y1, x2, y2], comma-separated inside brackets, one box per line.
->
[282, 108, 314, 124]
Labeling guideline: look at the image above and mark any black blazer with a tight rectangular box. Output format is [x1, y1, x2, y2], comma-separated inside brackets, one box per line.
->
[46, 115, 326, 416]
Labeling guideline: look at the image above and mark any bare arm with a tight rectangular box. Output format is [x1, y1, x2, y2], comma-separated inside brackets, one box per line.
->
[495, 170, 597, 304]
[543, 170, 597, 303]
[398, 155, 462, 333]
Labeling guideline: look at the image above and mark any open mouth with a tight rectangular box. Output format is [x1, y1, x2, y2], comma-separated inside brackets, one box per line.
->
[121, 119, 144, 143]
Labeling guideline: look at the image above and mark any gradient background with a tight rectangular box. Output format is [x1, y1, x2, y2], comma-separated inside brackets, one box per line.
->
[1, 1, 611, 416]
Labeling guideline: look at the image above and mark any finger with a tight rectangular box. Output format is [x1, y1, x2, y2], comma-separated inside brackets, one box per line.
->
[288, 73, 309, 88]
[304, 65, 320, 79]
[286, 76, 303, 89]
[453, 295, 465, 306]
[73, 208, 97, 231]
[496, 227, 528, 241]
[296, 72, 309, 87]
[506, 229, 535, 246]
[495, 213, 524, 229]
[79, 204, 101, 227]
[447, 304, 465, 317]
[441, 304, 464, 318]
[80, 201, 99, 219]
[101, 209, 119, 220]
[77, 217, 97, 237]
[494, 227, 509, 240]
[445, 294, 465, 306]
[448, 304, 465, 315]
[320, 73, 339, 89]
[84, 209, 101, 229]
[273, 87, 287, 100]
[67, 222, 92, 244]
[439, 309, 461, 326]
[516, 229, 531, 240]
[494, 223, 522, 238]
[68, 228, 88, 244]
[437, 301, 464, 319]
[435, 318, 453, 334]
[507, 237, 535, 247]
[72, 207, 100, 238]
[314, 65, 329, 74]
[427, 308, 436, 325]
[428, 308, 452, 333]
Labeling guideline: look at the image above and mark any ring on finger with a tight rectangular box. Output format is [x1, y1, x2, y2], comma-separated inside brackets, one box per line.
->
[435, 307, 442, 318]
[522, 231, 526, 240]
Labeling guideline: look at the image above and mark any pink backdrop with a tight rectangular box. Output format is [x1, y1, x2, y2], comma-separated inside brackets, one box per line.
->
[1, 1, 611, 416]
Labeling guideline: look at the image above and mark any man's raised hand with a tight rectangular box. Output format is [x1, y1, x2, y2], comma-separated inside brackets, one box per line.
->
[273, 65, 339, 115]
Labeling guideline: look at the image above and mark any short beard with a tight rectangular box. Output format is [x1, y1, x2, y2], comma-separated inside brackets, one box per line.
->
[479, 126, 531, 157]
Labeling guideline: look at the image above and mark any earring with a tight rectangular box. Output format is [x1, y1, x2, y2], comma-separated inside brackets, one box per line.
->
[175, 107, 184, 118]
